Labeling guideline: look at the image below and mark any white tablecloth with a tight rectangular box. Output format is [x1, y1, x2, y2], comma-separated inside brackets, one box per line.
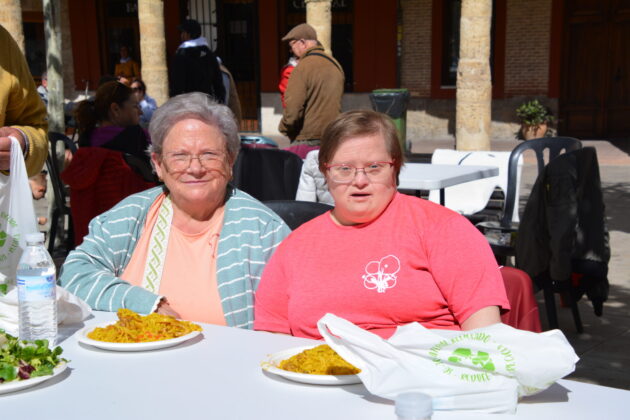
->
[2, 312, 629, 419]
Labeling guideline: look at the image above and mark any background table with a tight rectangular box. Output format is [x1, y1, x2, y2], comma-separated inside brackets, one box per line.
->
[399, 163, 499, 205]
[3, 312, 629, 419]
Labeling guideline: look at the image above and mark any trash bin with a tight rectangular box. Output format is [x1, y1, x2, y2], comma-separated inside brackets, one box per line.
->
[369, 88, 410, 153]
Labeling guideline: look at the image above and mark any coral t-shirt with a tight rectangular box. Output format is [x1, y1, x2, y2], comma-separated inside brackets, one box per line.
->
[254, 192, 509, 339]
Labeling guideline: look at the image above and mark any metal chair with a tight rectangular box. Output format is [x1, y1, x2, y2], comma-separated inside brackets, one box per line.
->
[263, 200, 333, 231]
[46, 132, 76, 255]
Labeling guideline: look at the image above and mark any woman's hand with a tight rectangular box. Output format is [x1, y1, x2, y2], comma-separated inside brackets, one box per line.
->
[155, 299, 181, 318]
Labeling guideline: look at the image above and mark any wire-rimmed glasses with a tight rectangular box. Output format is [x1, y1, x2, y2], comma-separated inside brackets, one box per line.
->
[163, 151, 226, 171]
[325, 161, 394, 183]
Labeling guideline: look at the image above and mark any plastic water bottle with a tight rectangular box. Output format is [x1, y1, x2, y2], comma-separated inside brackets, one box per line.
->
[395, 392, 433, 420]
[17, 232, 57, 346]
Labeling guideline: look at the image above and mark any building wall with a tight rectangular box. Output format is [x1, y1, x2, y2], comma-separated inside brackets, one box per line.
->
[504, 0, 551, 95]
[400, 0, 432, 97]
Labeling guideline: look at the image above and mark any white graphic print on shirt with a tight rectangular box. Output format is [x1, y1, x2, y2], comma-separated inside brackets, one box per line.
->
[362, 255, 400, 293]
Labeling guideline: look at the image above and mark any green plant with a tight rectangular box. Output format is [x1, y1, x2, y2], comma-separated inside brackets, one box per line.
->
[516, 100, 555, 127]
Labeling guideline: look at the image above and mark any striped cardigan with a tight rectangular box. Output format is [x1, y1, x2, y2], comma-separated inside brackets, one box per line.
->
[59, 186, 290, 329]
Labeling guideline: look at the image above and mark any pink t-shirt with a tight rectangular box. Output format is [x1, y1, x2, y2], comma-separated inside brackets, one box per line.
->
[254, 192, 510, 339]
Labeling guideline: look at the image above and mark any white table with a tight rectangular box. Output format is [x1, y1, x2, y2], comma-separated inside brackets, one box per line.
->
[399, 163, 499, 205]
[3, 312, 629, 419]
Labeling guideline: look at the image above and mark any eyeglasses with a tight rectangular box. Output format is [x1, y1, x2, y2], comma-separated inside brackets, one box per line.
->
[131, 87, 141, 92]
[163, 151, 226, 171]
[325, 161, 394, 183]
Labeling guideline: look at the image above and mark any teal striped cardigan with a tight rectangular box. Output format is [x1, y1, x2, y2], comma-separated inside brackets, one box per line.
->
[59, 186, 291, 329]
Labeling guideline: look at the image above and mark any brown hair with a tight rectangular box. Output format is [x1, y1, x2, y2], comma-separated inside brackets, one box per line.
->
[318, 110, 404, 176]
[75, 81, 133, 141]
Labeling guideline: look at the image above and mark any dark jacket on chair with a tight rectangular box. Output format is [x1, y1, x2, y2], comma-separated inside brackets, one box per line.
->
[515, 147, 610, 314]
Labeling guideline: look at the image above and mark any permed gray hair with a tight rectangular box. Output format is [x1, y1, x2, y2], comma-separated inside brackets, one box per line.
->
[148, 92, 240, 163]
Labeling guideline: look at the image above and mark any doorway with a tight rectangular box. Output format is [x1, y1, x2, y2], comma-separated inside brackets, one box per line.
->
[560, 0, 630, 139]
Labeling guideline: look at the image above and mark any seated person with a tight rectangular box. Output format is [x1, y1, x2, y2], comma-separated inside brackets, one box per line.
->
[254, 110, 510, 339]
[131, 79, 157, 128]
[74, 80, 150, 164]
[295, 149, 334, 205]
[60, 93, 291, 326]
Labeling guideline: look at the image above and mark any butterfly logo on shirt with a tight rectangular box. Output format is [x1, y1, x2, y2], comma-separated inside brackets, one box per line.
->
[362, 255, 400, 293]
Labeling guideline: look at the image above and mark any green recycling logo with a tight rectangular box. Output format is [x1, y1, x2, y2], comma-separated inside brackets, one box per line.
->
[429, 332, 517, 384]
[0, 230, 6, 247]
[448, 348, 496, 372]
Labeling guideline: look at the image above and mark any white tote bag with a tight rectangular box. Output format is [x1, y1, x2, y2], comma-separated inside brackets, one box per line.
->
[318, 313, 578, 414]
[0, 137, 39, 292]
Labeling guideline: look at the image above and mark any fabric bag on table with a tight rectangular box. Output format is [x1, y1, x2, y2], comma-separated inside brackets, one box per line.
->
[318, 314, 578, 414]
[0, 137, 39, 293]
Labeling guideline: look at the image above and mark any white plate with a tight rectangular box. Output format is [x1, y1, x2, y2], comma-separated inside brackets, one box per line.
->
[261, 345, 361, 385]
[0, 362, 67, 395]
[76, 322, 201, 352]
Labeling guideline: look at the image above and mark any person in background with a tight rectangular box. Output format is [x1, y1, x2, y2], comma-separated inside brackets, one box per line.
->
[29, 170, 48, 226]
[279, 23, 344, 159]
[278, 54, 298, 108]
[295, 150, 334, 205]
[74, 81, 150, 163]
[37, 72, 48, 106]
[131, 80, 157, 128]
[255, 110, 509, 340]
[170, 19, 225, 102]
[114, 45, 141, 83]
[60, 93, 290, 326]
[0, 24, 48, 177]
[216, 57, 242, 126]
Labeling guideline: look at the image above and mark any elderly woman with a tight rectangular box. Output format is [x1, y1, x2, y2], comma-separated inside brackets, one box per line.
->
[254, 110, 510, 339]
[60, 93, 290, 327]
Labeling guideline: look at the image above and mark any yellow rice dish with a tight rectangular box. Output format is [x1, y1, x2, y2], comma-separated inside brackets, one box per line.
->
[279, 344, 360, 375]
[87, 308, 202, 343]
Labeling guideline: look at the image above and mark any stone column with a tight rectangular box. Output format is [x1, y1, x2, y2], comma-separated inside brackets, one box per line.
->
[60, 0, 75, 97]
[305, 0, 332, 54]
[455, 0, 492, 151]
[0, 0, 24, 52]
[138, 0, 169, 105]
[43, 0, 65, 133]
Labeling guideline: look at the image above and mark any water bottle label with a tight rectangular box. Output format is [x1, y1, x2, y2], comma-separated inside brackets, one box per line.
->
[17, 274, 56, 301]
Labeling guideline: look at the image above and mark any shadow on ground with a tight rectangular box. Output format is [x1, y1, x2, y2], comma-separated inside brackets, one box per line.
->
[537, 282, 630, 390]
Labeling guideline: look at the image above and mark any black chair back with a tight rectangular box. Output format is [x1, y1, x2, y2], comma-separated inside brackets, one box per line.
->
[502, 136, 581, 227]
[46, 132, 76, 254]
[232, 147, 303, 201]
[263, 200, 333, 230]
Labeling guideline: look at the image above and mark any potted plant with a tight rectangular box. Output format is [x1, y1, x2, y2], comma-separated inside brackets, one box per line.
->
[515, 99, 555, 140]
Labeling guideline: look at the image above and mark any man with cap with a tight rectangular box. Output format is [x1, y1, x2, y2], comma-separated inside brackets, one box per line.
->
[279, 23, 344, 156]
[170, 19, 225, 102]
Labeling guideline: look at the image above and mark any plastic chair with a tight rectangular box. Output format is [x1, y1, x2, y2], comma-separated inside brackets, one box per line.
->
[477, 137, 582, 259]
[263, 200, 333, 230]
[515, 147, 608, 334]
[232, 147, 304, 201]
[46, 132, 76, 255]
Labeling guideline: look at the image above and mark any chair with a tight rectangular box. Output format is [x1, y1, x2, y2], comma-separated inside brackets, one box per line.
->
[46, 132, 77, 255]
[515, 147, 609, 334]
[477, 137, 582, 260]
[232, 147, 304, 201]
[263, 200, 333, 230]
[61, 147, 156, 245]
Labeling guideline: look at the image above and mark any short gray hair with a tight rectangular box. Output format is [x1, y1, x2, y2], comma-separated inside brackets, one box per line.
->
[148, 92, 240, 163]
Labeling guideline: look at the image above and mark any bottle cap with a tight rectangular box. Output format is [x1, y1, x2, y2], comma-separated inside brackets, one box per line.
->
[395, 392, 433, 419]
[25, 232, 45, 244]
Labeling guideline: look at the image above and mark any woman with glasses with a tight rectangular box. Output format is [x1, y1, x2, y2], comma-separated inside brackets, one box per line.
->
[60, 93, 290, 326]
[254, 110, 509, 339]
[131, 80, 157, 128]
[74, 80, 150, 163]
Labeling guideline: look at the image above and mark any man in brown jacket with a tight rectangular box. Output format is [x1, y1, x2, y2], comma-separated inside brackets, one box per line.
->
[279, 23, 344, 150]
